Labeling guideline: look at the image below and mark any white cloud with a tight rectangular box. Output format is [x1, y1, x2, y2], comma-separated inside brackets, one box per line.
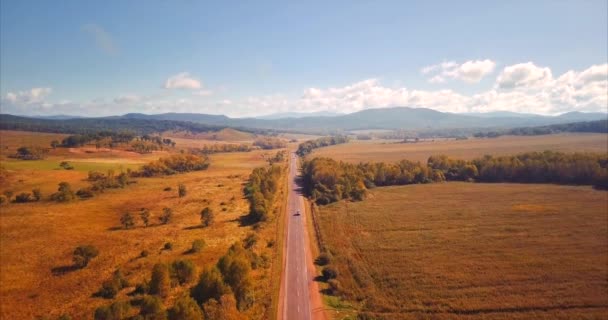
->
[164, 72, 202, 90]
[3, 87, 52, 105]
[82, 24, 118, 55]
[496, 62, 553, 89]
[1, 63, 606, 118]
[423, 59, 496, 83]
[193, 90, 213, 97]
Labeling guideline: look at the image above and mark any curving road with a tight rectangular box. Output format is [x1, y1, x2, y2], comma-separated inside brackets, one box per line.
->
[278, 153, 324, 320]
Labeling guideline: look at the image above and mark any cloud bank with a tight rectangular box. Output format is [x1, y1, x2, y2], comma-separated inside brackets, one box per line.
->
[2, 62, 606, 117]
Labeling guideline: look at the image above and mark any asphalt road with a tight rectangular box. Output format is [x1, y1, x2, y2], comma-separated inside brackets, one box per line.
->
[280, 152, 313, 320]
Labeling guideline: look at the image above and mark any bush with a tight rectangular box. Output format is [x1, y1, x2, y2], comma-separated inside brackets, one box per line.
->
[140, 295, 166, 319]
[120, 212, 135, 229]
[60, 161, 74, 170]
[149, 263, 171, 298]
[190, 239, 206, 253]
[200, 207, 214, 227]
[14, 192, 32, 203]
[134, 280, 150, 295]
[168, 295, 203, 320]
[140, 250, 150, 258]
[327, 279, 340, 295]
[140, 208, 151, 227]
[322, 266, 338, 281]
[191, 266, 231, 306]
[159, 208, 172, 224]
[178, 183, 187, 198]
[97, 269, 130, 298]
[76, 188, 94, 199]
[315, 253, 331, 266]
[243, 233, 258, 249]
[164, 242, 173, 250]
[73, 245, 99, 268]
[163, 186, 172, 191]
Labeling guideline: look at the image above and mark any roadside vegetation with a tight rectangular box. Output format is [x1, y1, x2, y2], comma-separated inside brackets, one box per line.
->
[296, 135, 349, 157]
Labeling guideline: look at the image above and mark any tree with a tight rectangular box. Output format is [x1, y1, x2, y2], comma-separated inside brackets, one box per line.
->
[149, 263, 171, 298]
[191, 266, 231, 306]
[94, 301, 130, 320]
[51, 182, 76, 202]
[159, 207, 172, 224]
[178, 184, 187, 198]
[140, 208, 151, 227]
[200, 207, 214, 227]
[120, 212, 135, 229]
[171, 260, 197, 285]
[73, 245, 99, 268]
[14, 192, 32, 203]
[32, 188, 42, 201]
[168, 295, 203, 320]
[140, 295, 167, 320]
[322, 266, 338, 281]
[202, 295, 246, 320]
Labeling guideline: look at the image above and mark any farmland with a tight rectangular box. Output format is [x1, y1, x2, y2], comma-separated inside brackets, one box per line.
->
[311, 133, 608, 163]
[314, 183, 608, 319]
[0, 130, 286, 319]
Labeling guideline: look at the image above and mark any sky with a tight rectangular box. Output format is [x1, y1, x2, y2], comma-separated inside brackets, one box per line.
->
[1, 0, 607, 117]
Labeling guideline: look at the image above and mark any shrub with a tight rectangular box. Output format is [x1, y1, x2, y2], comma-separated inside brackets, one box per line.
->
[60, 161, 74, 170]
[159, 207, 172, 224]
[140, 295, 166, 319]
[163, 186, 172, 191]
[200, 207, 214, 227]
[243, 233, 258, 249]
[73, 245, 99, 268]
[171, 260, 197, 285]
[76, 188, 95, 199]
[190, 239, 206, 253]
[168, 295, 203, 320]
[164, 242, 173, 250]
[178, 183, 187, 198]
[134, 280, 150, 295]
[14, 192, 32, 203]
[149, 263, 171, 298]
[120, 212, 135, 229]
[322, 266, 338, 281]
[140, 250, 150, 258]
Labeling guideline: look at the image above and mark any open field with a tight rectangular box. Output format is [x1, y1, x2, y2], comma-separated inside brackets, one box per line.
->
[316, 183, 608, 319]
[311, 133, 608, 163]
[0, 130, 286, 319]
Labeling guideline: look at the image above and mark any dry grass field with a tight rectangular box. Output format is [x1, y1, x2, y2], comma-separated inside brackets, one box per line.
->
[315, 183, 608, 319]
[311, 133, 608, 163]
[0, 130, 286, 319]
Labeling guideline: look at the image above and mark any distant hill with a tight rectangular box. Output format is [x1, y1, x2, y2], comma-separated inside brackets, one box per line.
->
[474, 119, 608, 138]
[256, 111, 343, 120]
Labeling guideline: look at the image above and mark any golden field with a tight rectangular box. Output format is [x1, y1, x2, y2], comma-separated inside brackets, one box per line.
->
[0, 130, 286, 319]
[311, 133, 608, 163]
[315, 183, 608, 319]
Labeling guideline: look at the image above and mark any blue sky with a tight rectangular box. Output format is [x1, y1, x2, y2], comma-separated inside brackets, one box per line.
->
[1, 0, 607, 117]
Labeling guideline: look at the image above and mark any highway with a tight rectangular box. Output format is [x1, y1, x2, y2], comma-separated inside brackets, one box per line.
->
[278, 152, 323, 319]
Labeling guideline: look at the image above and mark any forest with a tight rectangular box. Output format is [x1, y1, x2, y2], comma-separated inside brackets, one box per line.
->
[302, 151, 608, 205]
[244, 165, 285, 222]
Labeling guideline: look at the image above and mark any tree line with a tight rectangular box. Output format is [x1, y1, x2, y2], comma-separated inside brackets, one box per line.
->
[474, 120, 608, 138]
[253, 137, 287, 150]
[244, 165, 284, 222]
[135, 154, 210, 177]
[296, 135, 350, 157]
[302, 151, 608, 205]
[193, 143, 254, 154]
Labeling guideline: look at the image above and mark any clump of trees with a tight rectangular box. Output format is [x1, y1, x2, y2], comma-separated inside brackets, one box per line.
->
[73, 245, 99, 268]
[296, 136, 349, 157]
[200, 207, 214, 227]
[253, 137, 287, 150]
[265, 150, 287, 165]
[194, 143, 253, 154]
[87, 170, 129, 192]
[244, 165, 284, 222]
[59, 131, 136, 148]
[97, 269, 130, 299]
[136, 154, 210, 177]
[11, 146, 47, 160]
[12, 188, 42, 203]
[51, 182, 76, 202]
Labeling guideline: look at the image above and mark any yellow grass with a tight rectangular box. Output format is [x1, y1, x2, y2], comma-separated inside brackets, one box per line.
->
[311, 133, 608, 163]
[316, 183, 608, 319]
[0, 130, 285, 319]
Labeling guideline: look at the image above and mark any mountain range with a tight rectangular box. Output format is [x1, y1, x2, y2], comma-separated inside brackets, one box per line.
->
[3, 107, 607, 134]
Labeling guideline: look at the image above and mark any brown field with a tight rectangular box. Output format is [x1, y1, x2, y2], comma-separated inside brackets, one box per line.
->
[0, 130, 286, 319]
[315, 183, 608, 319]
[311, 133, 608, 163]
